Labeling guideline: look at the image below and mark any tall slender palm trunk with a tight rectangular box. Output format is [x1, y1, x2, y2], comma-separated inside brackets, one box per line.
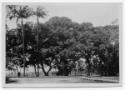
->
[21, 18, 26, 77]
[36, 15, 39, 77]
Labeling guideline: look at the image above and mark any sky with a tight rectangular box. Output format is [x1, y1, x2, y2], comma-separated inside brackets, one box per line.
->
[6, 3, 121, 29]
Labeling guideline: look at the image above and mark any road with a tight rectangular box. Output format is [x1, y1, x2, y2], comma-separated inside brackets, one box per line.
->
[6, 76, 113, 84]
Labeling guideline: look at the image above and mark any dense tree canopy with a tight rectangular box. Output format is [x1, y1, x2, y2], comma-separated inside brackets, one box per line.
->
[6, 5, 119, 77]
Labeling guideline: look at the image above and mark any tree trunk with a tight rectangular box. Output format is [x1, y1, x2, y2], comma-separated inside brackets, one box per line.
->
[36, 12, 40, 77]
[21, 18, 25, 77]
[33, 64, 37, 77]
[41, 63, 52, 76]
[41, 63, 47, 76]
[37, 64, 39, 77]
[44, 73, 49, 76]
[46, 66, 52, 76]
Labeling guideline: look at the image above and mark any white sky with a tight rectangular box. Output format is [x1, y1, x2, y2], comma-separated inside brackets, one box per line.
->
[6, 3, 121, 29]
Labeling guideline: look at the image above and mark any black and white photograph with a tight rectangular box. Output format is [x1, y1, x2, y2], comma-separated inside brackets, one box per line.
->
[2, 2, 122, 87]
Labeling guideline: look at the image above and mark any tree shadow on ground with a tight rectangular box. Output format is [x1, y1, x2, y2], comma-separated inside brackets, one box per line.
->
[6, 77, 18, 84]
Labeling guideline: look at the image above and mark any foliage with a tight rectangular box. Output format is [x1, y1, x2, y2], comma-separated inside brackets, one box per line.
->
[6, 5, 119, 77]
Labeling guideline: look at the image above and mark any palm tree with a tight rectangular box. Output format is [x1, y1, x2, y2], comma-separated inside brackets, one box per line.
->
[7, 5, 34, 77]
[33, 6, 46, 76]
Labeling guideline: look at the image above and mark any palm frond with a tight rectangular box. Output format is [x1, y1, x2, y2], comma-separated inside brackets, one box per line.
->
[36, 6, 47, 18]
[6, 5, 34, 20]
